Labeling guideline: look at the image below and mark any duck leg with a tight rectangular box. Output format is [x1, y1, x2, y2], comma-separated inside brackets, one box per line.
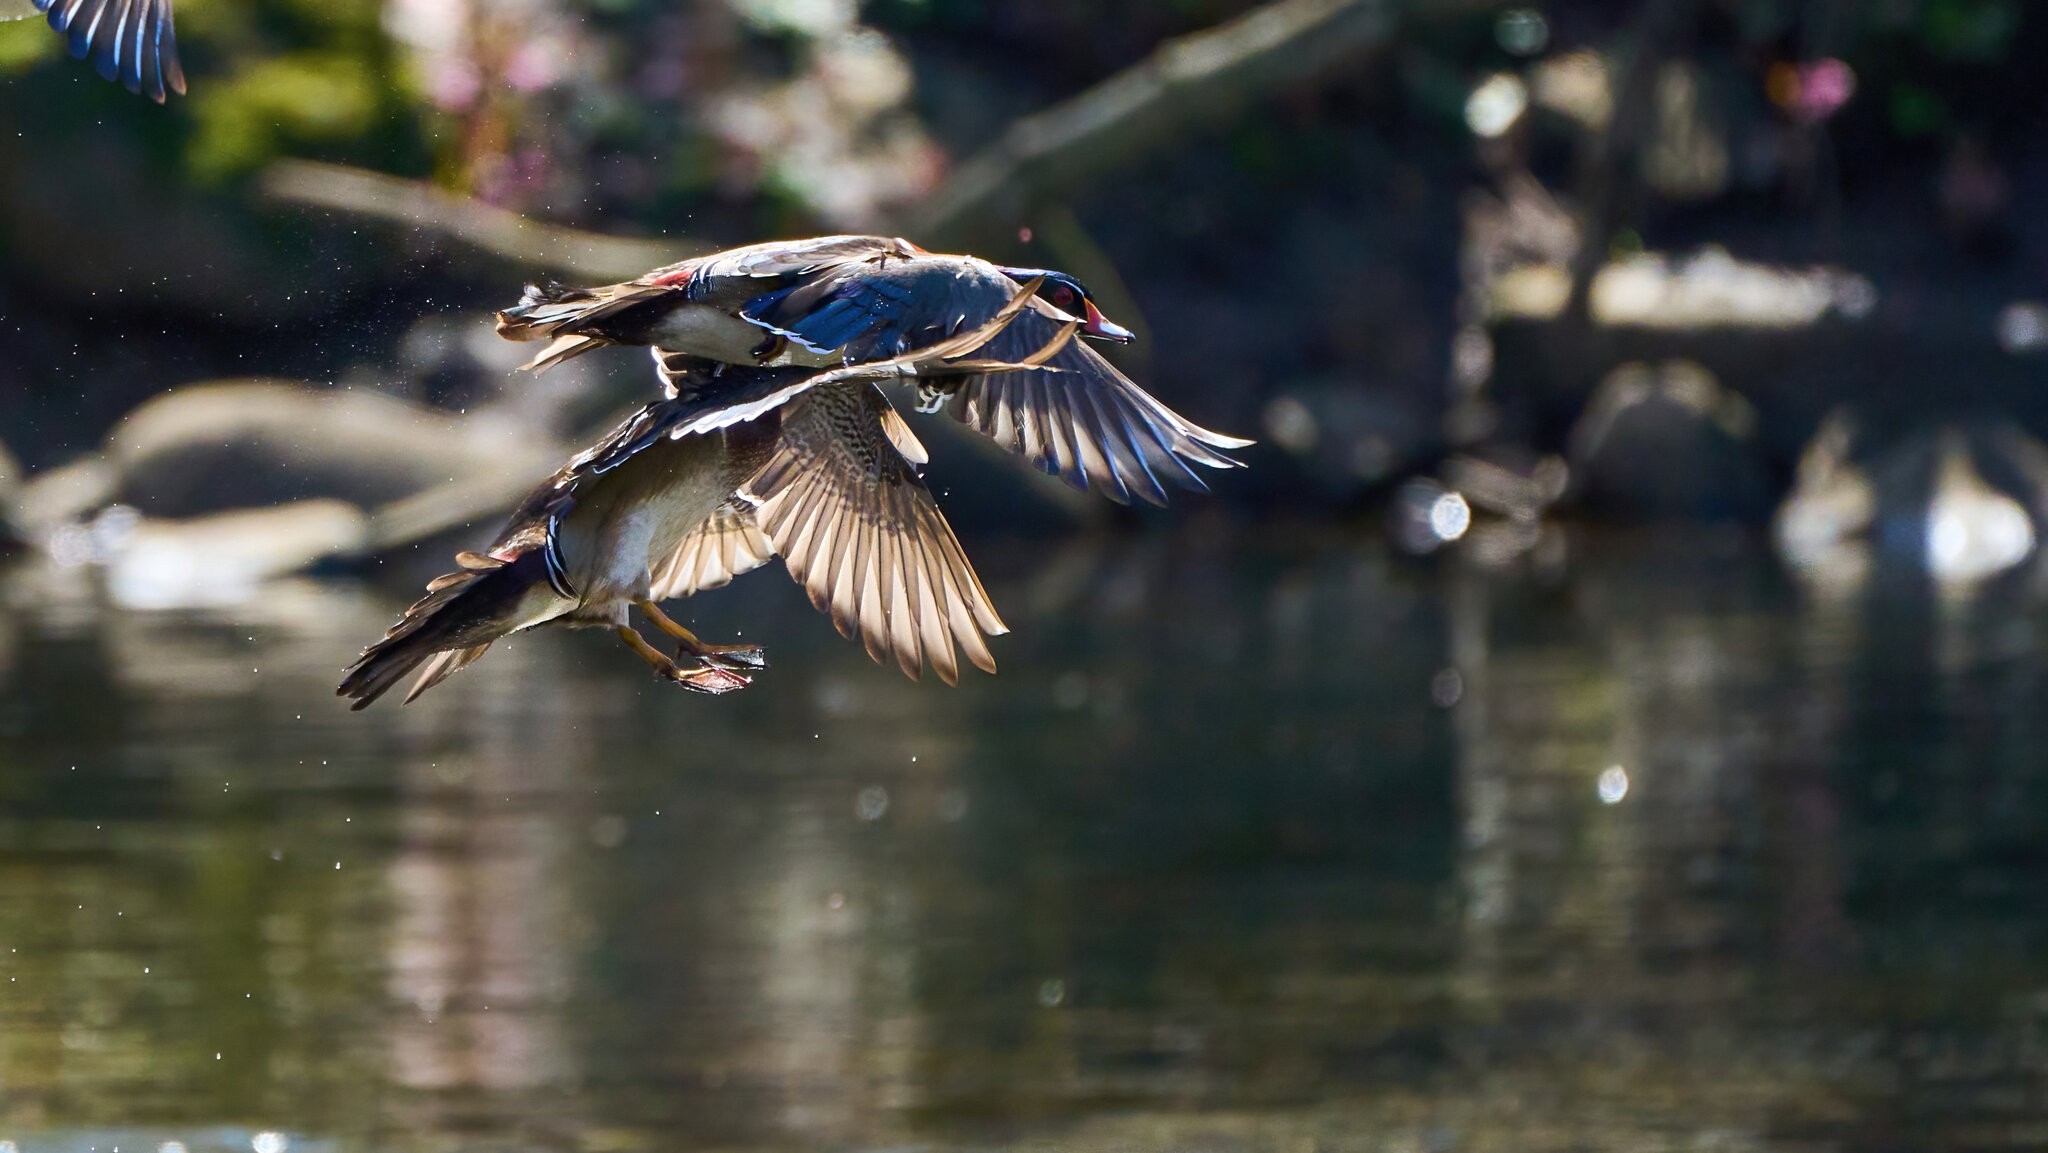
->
[616, 625, 752, 694]
[636, 600, 769, 671]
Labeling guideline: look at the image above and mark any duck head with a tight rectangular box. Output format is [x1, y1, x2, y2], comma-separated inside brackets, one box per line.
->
[996, 267, 1135, 344]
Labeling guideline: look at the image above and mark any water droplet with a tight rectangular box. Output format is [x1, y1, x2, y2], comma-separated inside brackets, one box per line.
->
[1598, 765, 1630, 804]
[1430, 668, 1464, 708]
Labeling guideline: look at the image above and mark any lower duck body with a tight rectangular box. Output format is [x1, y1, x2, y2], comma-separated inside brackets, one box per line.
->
[338, 418, 777, 709]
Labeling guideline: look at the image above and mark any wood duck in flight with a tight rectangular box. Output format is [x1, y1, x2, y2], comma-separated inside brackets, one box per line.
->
[494, 235, 1253, 507]
[338, 288, 1062, 710]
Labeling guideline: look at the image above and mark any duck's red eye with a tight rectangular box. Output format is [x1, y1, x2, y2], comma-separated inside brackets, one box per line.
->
[1051, 286, 1076, 307]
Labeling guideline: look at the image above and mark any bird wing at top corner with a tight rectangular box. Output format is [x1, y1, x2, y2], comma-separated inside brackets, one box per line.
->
[33, 0, 185, 103]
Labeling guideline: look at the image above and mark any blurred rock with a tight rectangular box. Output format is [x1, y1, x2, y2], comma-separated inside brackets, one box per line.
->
[1922, 430, 2035, 584]
[96, 380, 533, 519]
[1492, 247, 1873, 328]
[14, 457, 120, 536]
[102, 500, 372, 611]
[1568, 360, 1772, 522]
[393, 313, 540, 410]
[1774, 408, 1875, 592]
[1776, 413, 2048, 589]
[14, 379, 567, 591]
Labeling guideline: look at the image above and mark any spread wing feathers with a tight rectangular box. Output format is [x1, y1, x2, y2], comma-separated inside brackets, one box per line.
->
[34, 0, 185, 102]
[879, 403, 928, 465]
[729, 256, 1253, 506]
[642, 278, 1062, 441]
[337, 552, 549, 710]
[403, 644, 493, 705]
[683, 235, 920, 300]
[649, 502, 777, 599]
[520, 333, 607, 373]
[746, 385, 1006, 686]
[942, 300, 1255, 506]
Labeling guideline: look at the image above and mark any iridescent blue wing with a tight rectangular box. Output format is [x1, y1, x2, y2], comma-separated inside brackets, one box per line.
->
[34, 0, 184, 103]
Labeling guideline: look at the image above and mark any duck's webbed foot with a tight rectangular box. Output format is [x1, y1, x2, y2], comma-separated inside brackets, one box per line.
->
[636, 600, 768, 672]
[616, 625, 752, 695]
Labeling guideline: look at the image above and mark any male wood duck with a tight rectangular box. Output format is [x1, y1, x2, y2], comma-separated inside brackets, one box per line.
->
[6, 0, 183, 102]
[337, 293, 1056, 710]
[494, 235, 1254, 507]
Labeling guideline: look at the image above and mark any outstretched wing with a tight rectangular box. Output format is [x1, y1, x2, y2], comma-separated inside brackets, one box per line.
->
[678, 235, 919, 301]
[744, 383, 1006, 686]
[738, 257, 1252, 506]
[649, 501, 777, 599]
[33, 0, 184, 102]
[939, 300, 1253, 506]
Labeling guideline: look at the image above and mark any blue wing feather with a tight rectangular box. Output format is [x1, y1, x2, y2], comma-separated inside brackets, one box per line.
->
[36, 0, 182, 102]
[740, 278, 920, 359]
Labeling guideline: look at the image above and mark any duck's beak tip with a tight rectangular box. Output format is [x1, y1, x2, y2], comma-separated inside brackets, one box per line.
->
[1083, 301, 1136, 344]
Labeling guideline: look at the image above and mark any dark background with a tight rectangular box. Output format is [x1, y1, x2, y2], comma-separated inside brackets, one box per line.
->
[3, 4, 2047, 1151]
[4, 0, 2043, 540]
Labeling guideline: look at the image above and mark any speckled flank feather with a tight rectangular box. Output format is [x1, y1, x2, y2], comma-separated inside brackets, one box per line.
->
[34, 0, 185, 102]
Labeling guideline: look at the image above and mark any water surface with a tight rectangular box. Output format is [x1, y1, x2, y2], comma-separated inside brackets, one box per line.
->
[1, 527, 2044, 1151]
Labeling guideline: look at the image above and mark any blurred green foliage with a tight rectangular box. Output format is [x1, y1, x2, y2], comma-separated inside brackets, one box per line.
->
[0, 15, 58, 70]
[190, 54, 384, 180]
[2, 0, 423, 185]
[0, 0, 2039, 223]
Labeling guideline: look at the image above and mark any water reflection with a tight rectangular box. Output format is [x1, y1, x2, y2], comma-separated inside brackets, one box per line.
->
[1, 528, 2046, 1150]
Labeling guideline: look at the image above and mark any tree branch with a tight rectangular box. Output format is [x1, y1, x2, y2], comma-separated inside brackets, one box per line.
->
[907, 0, 1481, 244]
[259, 159, 697, 281]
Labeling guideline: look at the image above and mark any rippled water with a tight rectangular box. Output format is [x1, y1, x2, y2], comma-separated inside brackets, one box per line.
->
[1, 526, 2045, 1152]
